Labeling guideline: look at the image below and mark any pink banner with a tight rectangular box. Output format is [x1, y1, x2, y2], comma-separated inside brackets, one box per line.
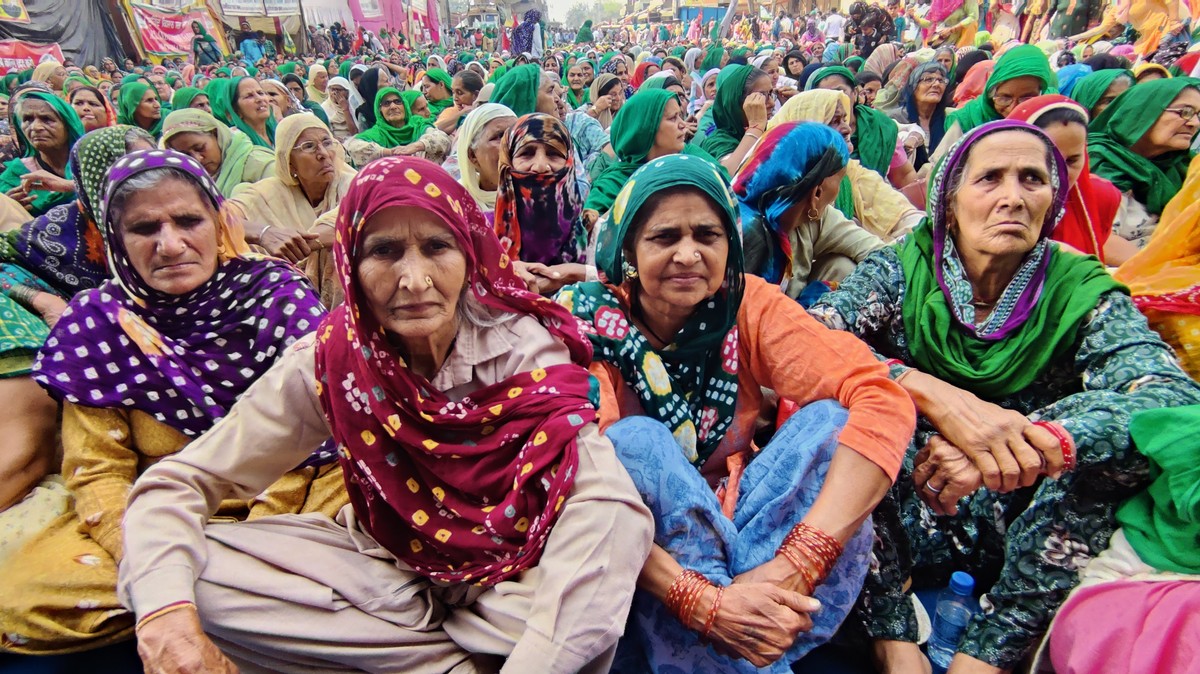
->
[0, 40, 64, 75]
[130, 2, 222, 56]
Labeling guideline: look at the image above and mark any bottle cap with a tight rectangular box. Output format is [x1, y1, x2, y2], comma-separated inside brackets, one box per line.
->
[950, 571, 974, 595]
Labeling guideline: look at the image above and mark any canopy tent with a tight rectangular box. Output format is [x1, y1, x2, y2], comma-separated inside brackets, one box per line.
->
[0, 0, 126, 65]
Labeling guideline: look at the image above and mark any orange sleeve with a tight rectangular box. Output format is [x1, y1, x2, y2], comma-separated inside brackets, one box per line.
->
[738, 276, 916, 479]
[588, 360, 625, 434]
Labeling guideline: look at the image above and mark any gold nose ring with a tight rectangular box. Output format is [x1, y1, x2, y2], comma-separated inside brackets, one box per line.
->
[425, 276, 433, 288]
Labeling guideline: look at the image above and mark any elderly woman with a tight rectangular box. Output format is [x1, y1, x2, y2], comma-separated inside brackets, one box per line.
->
[884, 62, 953, 169]
[805, 64, 902, 182]
[1066, 68, 1133, 118]
[0, 150, 344, 654]
[206, 76, 276, 148]
[68, 85, 116, 133]
[227, 115, 356, 307]
[171, 86, 210, 114]
[586, 72, 624, 130]
[320, 76, 359, 142]
[736, 122, 885, 303]
[117, 156, 652, 673]
[1087, 77, 1200, 249]
[564, 63, 590, 111]
[700, 65, 773, 173]
[117, 82, 163, 138]
[0, 91, 85, 217]
[280, 73, 330, 126]
[161, 108, 276, 197]
[808, 120, 1200, 673]
[345, 88, 451, 167]
[305, 62, 329, 104]
[457, 103, 518, 221]
[768, 90, 924, 241]
[491, 64, 560, 118]
[557, 153, 915, 673]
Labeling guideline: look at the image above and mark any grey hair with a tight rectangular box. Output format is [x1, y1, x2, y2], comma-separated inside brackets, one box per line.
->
[107, 167, 212, 229]
[123, 126, 156, 149]
[456, 289, 517, 329]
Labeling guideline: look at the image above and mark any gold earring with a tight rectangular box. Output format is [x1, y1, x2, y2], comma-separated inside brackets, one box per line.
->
[807, 207, 820, 220]
[622, 261, 638, 279]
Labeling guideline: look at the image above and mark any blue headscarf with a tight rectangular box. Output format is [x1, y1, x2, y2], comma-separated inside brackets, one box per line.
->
[1055, 63, 1093, 97]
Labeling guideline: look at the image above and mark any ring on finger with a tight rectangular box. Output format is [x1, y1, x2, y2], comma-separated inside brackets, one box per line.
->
[925, 482, 944, 494]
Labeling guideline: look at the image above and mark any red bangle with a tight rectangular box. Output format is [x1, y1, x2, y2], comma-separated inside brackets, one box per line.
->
[701, 586, 724, 640]
[778, 522, 843, 589]
[1034, 421, 1076, 472]
[665, 569, 711, 629]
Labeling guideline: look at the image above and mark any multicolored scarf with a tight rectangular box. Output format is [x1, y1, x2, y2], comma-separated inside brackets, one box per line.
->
[314, 156, 596, 585]
[493, 113, 586, 266]
[898, 120, 1124, 398]
[33, 150, 326, 438]
[560, 154, 743, 466]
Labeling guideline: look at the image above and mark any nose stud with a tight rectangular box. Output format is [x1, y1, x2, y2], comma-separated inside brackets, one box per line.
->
[425, 276, 433, 288]
[694, 252, 702, 260]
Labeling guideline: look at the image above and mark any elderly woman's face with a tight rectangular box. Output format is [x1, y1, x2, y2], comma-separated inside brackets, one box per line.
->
[356, 206, 467, 346]
[285, 80, 305, 101]
[119, 177, 220, 296]
[188, 94, 212, 114]
[948, 131, 1053, 260]
[48, 66, 66, 90]
[1092, 77, 1131, 117]
[312, 68, 328, 90]
[380, 92, 407, 125]
[536, 77, 561, 117]
[512, 137, 567, 174]
[410, 95, 430, 118]
[567, 65, 587, 90]
[265, 86, 289, 116]
[19, 99, 67, 154]
[136, 87, 162, 123]
[630, 189, 729, 313]
[470, 116, 516, 190]
[289, 127, 336, 187]
[936, 52, 954, 72]
[703, 76, 717, 99]
[817, 74, 855, 100]
[990, 75, 1041, 117]
[915, 70, 948, 104]
[581, 62, 595, 82]
[1135, 88, 1200, 157]
[235, 78, 271, 124]
[167, 131, 223, 177]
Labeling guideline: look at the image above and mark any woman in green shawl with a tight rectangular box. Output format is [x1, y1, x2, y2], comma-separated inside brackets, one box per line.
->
[171, 86, 210, 114]
[420, 67, 456, 118]
[809, 119, 1200, 673]
[698, 64, 772, 173]
[344, 88, 450, 167]
[191, 20, 223, 67]
[699, 45, 726, 72]
[0, 91, 86, 216]
[575, 19, 594, 44]
[563, 62, 590, 110]
[1087, 77, 1200, 247]
[205, 76, 276, 148]
[492, 64, 554, 117]
[806, 65, 900, 179]
[936, 44, 1056, 163]
[117, 81, 163, 138]
[160, 108, 276, 197]
[583, 88, 722, 219]
[1067, 68, 1133, 118]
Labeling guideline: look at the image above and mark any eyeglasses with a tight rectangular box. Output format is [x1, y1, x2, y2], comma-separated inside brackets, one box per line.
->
[991, 93, 1038, 109]
[379, 98, 405, 108]
[918, 75, 948, 86]
[1165, 106, 1199, 121]
[293, 138, 336, 154]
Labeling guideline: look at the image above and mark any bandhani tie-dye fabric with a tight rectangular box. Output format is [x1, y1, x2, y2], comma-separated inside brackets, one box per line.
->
[313, 156, 597, 586]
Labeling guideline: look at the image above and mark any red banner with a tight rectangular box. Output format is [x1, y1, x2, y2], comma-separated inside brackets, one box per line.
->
[0, 40, 64, 75]
[129, 2, 223, 57]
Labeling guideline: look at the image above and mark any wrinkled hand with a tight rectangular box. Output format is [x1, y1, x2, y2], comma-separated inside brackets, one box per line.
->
[393, 143, 422, 156]
[911, 435, 983, 516]
[699, 583, 820, 667]
[514, 262, 587, 295]
[733, 554, 813, 596]
[136, 608, 239, 674]
[742, 92, 769, 130]
[260, 227, 318, 263]
[20, 170, 73, 194]
[6, 186, 34, 211]
[591, 94, 613, 113]
[31, 292, 68, 329]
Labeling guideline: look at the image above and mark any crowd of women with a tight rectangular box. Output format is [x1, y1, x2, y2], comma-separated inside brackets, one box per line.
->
[1, 12, 1199, 674]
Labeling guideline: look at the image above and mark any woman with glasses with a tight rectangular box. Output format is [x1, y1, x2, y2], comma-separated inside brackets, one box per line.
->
[883, 62, 953, 169]
[344, 87, 451, 167]
[1088, 78, 1200, 249]
[227, 115, 357, 307]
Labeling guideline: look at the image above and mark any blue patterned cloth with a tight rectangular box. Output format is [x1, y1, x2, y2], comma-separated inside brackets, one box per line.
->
[606, 400, 873, 674]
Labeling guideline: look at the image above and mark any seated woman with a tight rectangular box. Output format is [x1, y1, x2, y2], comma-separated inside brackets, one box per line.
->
[117, 155, 653, 673]
[1066, 68, 1133, 119]
[320, 76, 359, 142]
[935, 44, 1054, 164]
[699, 65, 772, 174]
[769, 90, 924, 241]
[280, 73, 331, 126]
[491, 64, 562, 118]
[807, 120, 1200, 674]
[883, 62, 952, 170]
[0, 150, 345, 654]
[206, 76, 276, 148]
[805, 64, 902, 183]
[585, 89, 720, 222]
[161, 108, 276, 198]
[0, 91, 85, 217]
[171, 86, 211, 114]
[228, 115, 356, 308]
[345, 88, 451, 167]
[68, 85, 116, 134]
[586, 72, 625, 131]
[557, 153, 915, 673]
[1007, 94, 1137, 265]
[1114, 154, 1200, 379]
[437, 69, 483, 132]
[117, 82, 163, 138]
[564, 62, 590, 111]
[421, 67, 456, 121]
[456, 103, 518, 221]
[735, 122, 885, 304]
[1087, 77, 1200, 249]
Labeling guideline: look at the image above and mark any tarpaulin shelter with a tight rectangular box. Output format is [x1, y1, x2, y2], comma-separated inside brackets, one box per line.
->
[0, 0, 126, 65]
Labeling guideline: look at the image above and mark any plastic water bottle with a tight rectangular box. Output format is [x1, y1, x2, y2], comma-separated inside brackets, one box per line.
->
[927, 571, 976, 672]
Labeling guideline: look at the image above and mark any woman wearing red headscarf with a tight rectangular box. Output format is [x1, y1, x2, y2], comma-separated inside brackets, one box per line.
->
[1008, 94, 1137, 265]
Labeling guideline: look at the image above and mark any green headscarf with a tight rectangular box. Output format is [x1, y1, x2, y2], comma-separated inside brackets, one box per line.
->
[844, 56, 865, 72]
[171, 86, 204, 110]
[192, 22, 218, 44]
[277, 62, 298, 76]
[355, 87, 433, 148]
[0, 91, 86, 216]
[563, 66, 590, 109]
[585, 89, 722, 214]
[700, 65, 755, 160]
[897, 123, 1124, 398]
[945, 44, 1056, 134]
[61, 75, 91, 99]
[214, 67, 232, 78]
[1067, 68, 1132, 116]
[120, 73, 143, 86]
[160, 108, 276, 197]
[423, 67, 455, 117]
[205, 76, 275, 147]
[1087, 77, 1200, 216]
[804, 65, 898, 176]
[338, 60, 354, 79]
[560, 153, 743, 466]
[491, 64, 541, 116]
[1117, 405, 1200, 575]
[700, 45, 724, 71]
[487, 64, 509, 84]
[117, 82, 163, 137]
[575, 19, 594, 44]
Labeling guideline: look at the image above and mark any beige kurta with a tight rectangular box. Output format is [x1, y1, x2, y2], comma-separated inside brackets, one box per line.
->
[118, 318, 653, 674]
[344, 125, 452, 167]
